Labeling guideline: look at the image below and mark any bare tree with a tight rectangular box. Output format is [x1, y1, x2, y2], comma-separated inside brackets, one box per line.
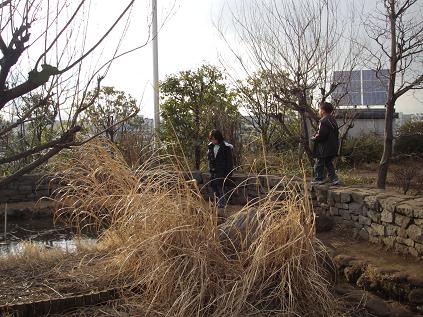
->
[0, 0, 151, 187]
[218, 0, 362, 164]
[363, 0, 423, 189]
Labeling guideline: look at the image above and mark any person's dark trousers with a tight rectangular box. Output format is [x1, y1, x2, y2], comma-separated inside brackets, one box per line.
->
[210, 176, 226, 208]
[314, 156, 338, 182]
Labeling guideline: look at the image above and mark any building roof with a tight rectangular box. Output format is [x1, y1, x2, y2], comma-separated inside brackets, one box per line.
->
[334, 108, 399, 120]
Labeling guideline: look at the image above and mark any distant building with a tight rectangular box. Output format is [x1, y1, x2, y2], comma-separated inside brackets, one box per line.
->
[334, 108, 399, 138]
[411, 113, 423, 122]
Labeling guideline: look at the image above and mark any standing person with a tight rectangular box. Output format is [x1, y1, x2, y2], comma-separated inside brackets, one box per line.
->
[311, 102, 340, 185]
[207, 129, 234, 209]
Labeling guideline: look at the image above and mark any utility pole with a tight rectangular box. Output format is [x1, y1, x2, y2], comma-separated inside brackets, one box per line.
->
[152, 0, 160, 134]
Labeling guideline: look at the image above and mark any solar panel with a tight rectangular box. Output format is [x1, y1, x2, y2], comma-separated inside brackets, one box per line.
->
[331, 69, 389, 106]
[362, 69, 388, 105]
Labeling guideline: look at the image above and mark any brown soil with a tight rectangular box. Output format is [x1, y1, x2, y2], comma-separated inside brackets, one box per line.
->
[318, 227, 423, 282]
[0, 251, 114, 306]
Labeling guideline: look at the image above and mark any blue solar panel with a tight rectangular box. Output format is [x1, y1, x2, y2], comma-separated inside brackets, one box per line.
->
[332, 69, 388, 106]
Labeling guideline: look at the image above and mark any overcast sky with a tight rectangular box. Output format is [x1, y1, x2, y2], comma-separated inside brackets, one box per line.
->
[89, 0, 422, 117]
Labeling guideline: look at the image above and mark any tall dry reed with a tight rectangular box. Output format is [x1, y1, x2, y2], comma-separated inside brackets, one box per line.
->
[53, 139, 340, 316]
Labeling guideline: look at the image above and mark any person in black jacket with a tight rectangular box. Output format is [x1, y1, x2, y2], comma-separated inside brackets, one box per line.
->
[207, 129, 234, 208]
[311, 102, 340, 185]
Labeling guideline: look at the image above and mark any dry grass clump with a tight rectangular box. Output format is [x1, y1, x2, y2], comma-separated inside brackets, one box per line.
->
[53, 139, 340, 316]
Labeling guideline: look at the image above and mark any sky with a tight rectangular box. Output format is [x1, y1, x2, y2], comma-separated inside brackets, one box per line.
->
[70, 0, 423, 117]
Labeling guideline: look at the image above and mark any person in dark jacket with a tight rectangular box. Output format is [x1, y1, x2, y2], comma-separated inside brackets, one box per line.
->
[207, 129, 234, 208]
[311, 102, 340, 185]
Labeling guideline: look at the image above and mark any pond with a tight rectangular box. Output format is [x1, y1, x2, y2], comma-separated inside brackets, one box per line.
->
[0, 217, 96, 256]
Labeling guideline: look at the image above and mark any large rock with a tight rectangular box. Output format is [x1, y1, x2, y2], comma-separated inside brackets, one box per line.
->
[218, 208, 261, 257]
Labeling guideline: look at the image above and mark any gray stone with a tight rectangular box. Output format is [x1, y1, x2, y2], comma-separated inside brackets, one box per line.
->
[381, 210, 394, 223]
[407, 224, 423, 242]
[415, 219, 423, 226]
[328, 190, 341, 204]
[349, 202, 363, 212]
[396, 237, 415, 247]
[379, 196, 409, 212]
[353, 222, 363, 229]
[359, 215, 372, 226]
[365, 296, 392, 317]
[409, 247, 419, 257]
[414, 205, 423, 219]
[352, 215, 359, 222]
[361, 206, 369, 216]
[394, 214, 412, 229]
[315, 215, 334, 233]
[368, 210, 382, 223]
[396, 204, 414, 217]
[369, 236, 380, 244]
[382, 236, 395, 247]
[341, 193, 352, 204]
[371, 223, 385, 236]
[340, 210, 352, 220]
[317, 194, 327, 204]
[415, 243, 423, 255]
[409, 289, 423, 304]
[351, 190, 374, 204]
[385, 224, 399, 236]
[335, 202, 349, 209]
[398, 228, 408, 238]
[395, 243, 409, 254]
[359, 228, 369, 240]
[364, 195, 381, 211]
[329, 207, 339, 216]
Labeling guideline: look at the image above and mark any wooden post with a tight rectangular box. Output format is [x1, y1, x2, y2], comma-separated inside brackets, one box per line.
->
[4, 203, 7, 242]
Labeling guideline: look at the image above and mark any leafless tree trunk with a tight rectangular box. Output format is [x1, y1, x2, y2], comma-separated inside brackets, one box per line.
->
[364, 0, 423, 189]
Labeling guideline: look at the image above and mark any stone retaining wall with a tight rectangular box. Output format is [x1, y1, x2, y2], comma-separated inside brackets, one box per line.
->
[195, 172, 423, 259]
[311, 185, 423, 259]
[0, 175, 54, 204]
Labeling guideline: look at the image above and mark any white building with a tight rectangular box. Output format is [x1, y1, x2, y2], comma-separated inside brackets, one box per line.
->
[334, 108, 399, 138]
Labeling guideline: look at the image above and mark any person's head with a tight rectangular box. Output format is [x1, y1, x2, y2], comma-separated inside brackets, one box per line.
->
[319, 101, 334, 117]
[209, 129, 224, 145]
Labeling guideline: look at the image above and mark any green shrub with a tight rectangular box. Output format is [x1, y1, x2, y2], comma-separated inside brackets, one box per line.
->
[340, 133, 383, 166]
[395, 121, 423, 155]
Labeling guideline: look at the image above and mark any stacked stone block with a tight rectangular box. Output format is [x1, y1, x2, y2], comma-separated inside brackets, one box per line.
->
[0, 175, 54, 204]
[313, 185, 423, 259]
